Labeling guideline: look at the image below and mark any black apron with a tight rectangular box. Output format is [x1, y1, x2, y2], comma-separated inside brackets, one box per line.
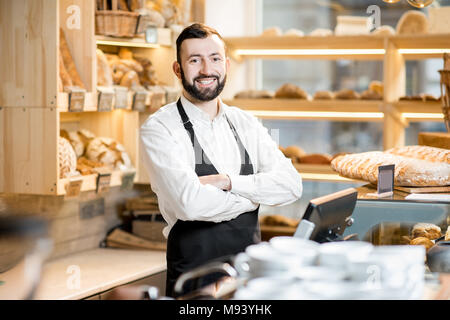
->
[165, 99, 260, 297]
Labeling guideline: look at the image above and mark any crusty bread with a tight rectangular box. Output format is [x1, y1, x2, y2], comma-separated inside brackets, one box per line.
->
[331, 151, 450, 186]
[298, 153, 332, 165]
[445, 227, 450, 241]
[283, 145, 306, 162]
[385, 145, 450, 164]
[412, 223, 442, 240]
[59, 28, 85, 89]
[369, 80, 383, 96]
[313, 90, 334, 100]
[234, 90, 274, 99]
[97, 49, 113, 87]
[261, 26, 282, 37]
[275, 83, 308, 99]
[361, 89, 382, 100]
[410, 237, 434, 251]
[334, 89, 360, 100]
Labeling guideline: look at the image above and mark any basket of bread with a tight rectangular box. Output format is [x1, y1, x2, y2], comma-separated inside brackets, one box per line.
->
[96, 0, 139, 38]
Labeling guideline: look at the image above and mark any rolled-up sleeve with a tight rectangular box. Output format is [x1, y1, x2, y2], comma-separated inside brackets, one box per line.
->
[140, 119, 259, 222]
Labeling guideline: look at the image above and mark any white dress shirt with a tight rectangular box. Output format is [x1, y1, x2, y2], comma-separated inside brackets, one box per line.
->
[140, 95, 303, 237]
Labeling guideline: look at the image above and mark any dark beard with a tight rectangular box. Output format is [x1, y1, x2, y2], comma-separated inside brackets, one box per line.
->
[180, 67, 226, 102]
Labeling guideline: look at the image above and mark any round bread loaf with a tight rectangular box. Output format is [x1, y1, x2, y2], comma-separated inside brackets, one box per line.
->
[275, 83, 308, 99]
[412, 223, 442, 240]
[369, 80, 383, 96]
[261, 27, 282, 37]
[298, 153, 332, 164]
[334, 89, 360, 100]
[313, 90, 334, 100]
[59, 137, 77, 179]
[86, 137, 133, 170]
[309, 28, 333, 37]
[361, 89, 382, 100]
[283, 145, 306, 162]
[410, 237, 434, 251]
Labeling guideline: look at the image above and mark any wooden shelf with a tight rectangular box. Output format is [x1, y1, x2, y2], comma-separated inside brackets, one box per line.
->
[96, 29, 172, 48]
[226, 34, 450, 60]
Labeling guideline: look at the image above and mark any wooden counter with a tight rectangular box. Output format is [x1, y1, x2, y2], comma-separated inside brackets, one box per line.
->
[33, 248, 166, 300]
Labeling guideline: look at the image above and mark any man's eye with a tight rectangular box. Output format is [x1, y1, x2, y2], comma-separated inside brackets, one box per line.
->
[190, 59, 199, 64]
[212, 57, 222, 62]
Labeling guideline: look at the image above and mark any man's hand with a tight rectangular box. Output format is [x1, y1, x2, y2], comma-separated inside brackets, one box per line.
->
[199, 174, 231, 191]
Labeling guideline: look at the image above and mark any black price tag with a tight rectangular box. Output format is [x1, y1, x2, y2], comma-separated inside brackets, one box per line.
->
[97, 87, 114, 112]
[121, 171, 136, 190]
[68, 88, 85, 112]
[377, 164, 395, 195]
[132, 90, 148, 112]
[96, 172, 112, 194]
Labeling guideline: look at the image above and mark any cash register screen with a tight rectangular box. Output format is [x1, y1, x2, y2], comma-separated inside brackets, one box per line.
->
[302, 188, 358, 243]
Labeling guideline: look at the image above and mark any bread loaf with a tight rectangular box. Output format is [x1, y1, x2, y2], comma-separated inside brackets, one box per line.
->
[234, 90, 274, 99]
[96, 49, 113, 87]
[369, 80, 383, 96]
[284, 29, 304, 37]
[134, 56, 159, 87]
[396, 10, 429, 34]
[77, 156, 104, 176]
[331, 151, 450, 186]
[412, 223, 442, 240]
[445, 227, 450, 241]
[385, 145, 450, 164]
[118, 47, 133, 60]
[313, 90, 334, 100]
[410, 237, 434, 251]
[86, 137, 133, 170]
[298, 153, 332, 164]
[59, 50, 73, 89]
[59, 28, 85, 89]
[283, 146, 306, 162]
[59, 137, 77, 179]
[361, 89, 382, 100]
[261, 27, 282, 36]
[309, 28, 333, 37]
[120, 70, 141, 88]
[275, 84, 308, 99]
[335, 89, 360, 100]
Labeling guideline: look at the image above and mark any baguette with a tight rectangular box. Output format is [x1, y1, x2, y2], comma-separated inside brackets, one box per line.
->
[59, 28, 85, 89]
[385, 145, 450, 164]
[59, 49, 73, 88]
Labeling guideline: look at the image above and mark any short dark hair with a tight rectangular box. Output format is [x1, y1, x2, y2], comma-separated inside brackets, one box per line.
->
[176, 23, 226, 63]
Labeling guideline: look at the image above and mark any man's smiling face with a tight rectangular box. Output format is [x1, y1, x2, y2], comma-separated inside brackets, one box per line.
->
[176, 35, 228, 102]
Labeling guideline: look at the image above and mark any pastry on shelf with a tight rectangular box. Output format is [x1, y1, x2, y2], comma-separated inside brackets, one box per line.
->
[59, 137, 78, 179]
[369, 80, 383, 96]
[331, 151, 351, 161]
[411, 223, 442, 240]
[60, 129, 95, 158]
[334, 89, 360, 100]
[331, 151, 450, 186]
[120, 70, 141, 89]
[396, 10, 429, 35]
[281, 145, 306, 163]
[410, 237, 434, 251]
[308, 28, 333, 37]
[371, 25, 395, 36]
[234, 89, 274, 99]
[284, 28, 304, 37]
[385, 145, 450, 164]
[446, 226, 450, 241]
[275, 83, 309, 99]
[360, 89, 382, 100]
[260, 214, 299, 228]
[261, 26, 282, 36]
[134, 56, 159, 87]
[313, 90, 334, 100]
[298, 153, 332, 165]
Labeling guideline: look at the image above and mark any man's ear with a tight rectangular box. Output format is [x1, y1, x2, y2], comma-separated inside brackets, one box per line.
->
[173, 61, 181, 80]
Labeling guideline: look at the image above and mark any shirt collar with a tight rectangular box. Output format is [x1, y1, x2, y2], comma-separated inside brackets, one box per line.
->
[180, 94, 227, 124]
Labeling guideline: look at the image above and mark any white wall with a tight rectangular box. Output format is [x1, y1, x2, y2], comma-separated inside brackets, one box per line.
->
[204, 0, 261, 99]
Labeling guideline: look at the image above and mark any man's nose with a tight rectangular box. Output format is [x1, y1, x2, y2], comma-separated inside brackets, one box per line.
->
[199, 60, 212, 75]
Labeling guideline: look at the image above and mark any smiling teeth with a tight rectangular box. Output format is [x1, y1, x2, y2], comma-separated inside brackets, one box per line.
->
[198, 79, 214, 84]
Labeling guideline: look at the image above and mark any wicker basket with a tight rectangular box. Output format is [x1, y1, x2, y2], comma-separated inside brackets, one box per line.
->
[95, 0, 139, 38]
[440, 56, 450, 132]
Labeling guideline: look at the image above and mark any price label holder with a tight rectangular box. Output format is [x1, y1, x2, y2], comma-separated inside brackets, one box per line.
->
[367, 164, 395, 198]
[114, 86, 128, 109]
[120, 170, 136, 191]
[145, 26, 158, 44]
[65, 176, 83, 199]
[67, 87, 86, 112]
[95, 168, 112, 194]
[132, 89, 148, 112]
[97, 86, 114, 112]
